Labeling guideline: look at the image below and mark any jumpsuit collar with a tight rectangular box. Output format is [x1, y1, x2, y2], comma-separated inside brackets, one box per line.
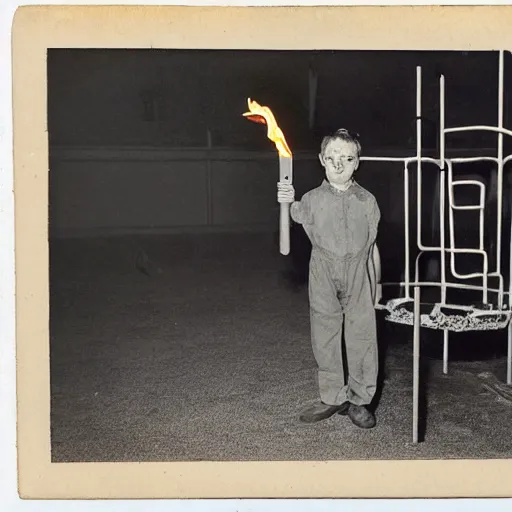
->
[322, 179, 356, 196]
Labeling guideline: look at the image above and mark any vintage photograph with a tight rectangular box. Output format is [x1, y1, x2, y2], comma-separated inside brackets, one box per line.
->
[47, 47, 512, 464]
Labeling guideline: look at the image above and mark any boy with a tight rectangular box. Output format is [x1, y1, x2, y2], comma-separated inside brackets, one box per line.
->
[277, 129, 380, 429]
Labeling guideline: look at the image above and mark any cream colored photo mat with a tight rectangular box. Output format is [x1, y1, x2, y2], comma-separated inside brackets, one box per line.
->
[13, 4, 512, 500]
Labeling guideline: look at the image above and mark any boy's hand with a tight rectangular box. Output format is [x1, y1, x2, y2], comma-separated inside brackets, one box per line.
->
[277, 182, 295, 203]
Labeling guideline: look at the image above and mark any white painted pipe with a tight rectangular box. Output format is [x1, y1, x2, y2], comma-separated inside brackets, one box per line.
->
[492, 272, 505, 307]
[360, 56, 512, 314]
[362, 156, 505, 165]
[404, 161, 411, 298]
[413, 286, 421, 444]
[440, 168, 447, 304]
[446, 160, 488, 302]
[380, 280, 507, 295]
[451, 157, 499, 163]
[440, 74, 445, 170]
[445, 125, 512, 137]
[443, 330, 449, 375]
[508, 321, 512, 385]
[498, 50, 504, 137]
[417, 66, 422, 118]
[484, 271, 506, 307]
[508, 194, 512, 309]
[416, 67, 423, 253]
[361, 154, 509, 167]
[497, 50, 505, 276]
[506, 51, 512, 314]
[480, 185, 485, 251]
[450, 180, 486, 212]
[360, 156, 411, 163]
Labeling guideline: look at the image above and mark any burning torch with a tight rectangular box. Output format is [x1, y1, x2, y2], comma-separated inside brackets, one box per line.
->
[243, 98, 293, 256]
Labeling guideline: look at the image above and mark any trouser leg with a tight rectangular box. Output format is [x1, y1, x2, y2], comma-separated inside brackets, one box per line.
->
[343, 259, 379, 406]
[309, 251, 347, 405]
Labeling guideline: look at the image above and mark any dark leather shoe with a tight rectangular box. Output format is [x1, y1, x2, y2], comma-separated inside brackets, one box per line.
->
[299, 401, 350, 423]
[347, 404, 376, 429]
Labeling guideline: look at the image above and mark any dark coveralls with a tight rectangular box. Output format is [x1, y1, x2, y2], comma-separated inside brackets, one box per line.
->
[290, 179, 381, 407]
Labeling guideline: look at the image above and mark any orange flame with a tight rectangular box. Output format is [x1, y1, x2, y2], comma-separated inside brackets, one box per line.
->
[243, 98, 292, 158]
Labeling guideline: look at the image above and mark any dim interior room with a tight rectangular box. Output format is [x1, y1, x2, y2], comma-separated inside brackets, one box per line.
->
[48, 49, 512, 462]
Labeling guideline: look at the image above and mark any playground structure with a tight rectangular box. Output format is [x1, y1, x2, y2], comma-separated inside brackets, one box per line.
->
[367, 50, 512, 443]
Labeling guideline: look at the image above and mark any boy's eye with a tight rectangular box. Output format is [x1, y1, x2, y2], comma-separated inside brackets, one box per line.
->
[326, 156, 355, 164]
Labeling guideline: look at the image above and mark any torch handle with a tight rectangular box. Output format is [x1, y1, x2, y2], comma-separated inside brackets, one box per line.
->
[280, 202, 290, 255]
[278, 155, 293, 256]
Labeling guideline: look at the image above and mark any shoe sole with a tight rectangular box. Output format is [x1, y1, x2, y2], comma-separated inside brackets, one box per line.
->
[349, 418, 376, 429]
[351, 422, 376, 429]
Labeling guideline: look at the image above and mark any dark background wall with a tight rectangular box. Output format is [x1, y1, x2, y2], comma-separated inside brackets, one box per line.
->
[47, 49, 512, 238]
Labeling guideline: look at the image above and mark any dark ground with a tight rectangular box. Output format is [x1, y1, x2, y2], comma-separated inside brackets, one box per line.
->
[49, 233, 512, 462]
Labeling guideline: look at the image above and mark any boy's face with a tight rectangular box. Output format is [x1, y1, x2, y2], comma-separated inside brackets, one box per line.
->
[319, 138, 360, 187]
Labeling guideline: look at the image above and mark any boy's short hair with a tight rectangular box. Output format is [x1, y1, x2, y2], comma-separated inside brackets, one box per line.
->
[320, 128, 361, 157]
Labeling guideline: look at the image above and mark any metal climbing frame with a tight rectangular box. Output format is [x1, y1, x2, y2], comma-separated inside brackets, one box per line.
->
[362, 50, 512, 443]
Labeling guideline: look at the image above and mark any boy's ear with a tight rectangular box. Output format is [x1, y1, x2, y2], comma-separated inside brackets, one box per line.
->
[318, 153, 325, 167]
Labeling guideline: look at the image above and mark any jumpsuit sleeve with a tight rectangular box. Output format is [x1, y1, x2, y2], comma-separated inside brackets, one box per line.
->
[368, 196, 381, 243]
[290, 193, 314, 225]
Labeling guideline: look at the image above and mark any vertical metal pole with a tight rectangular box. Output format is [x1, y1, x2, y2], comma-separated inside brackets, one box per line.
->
[439, 74, 447, 306]
[413, 286, 421, 444]
[507, 44, 512, 383]
[443, 330, 449, 375]
[508, 60, 512, 380]
[440, 169, 447, 303]
[509, 185, 512, 383]
[508, 320, 512, 385]
[447, 160, 457, 287]
[481, 183, 488, 305]
[439, 74, 447, 315]
[497, 50, 504, 275]
[416, 67, 423, 251]
[480, 185, 485, 252]
[500, 51, 511, 383]
[404, 161, 410, 299]
[504, 53, 512, 317]
[440, 74, 445, 170]
[439, 75, 449, 375]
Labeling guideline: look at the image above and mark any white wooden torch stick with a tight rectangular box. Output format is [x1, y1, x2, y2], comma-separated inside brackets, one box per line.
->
[243, 98, 293, 256]
[279, 155, 293, 255]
